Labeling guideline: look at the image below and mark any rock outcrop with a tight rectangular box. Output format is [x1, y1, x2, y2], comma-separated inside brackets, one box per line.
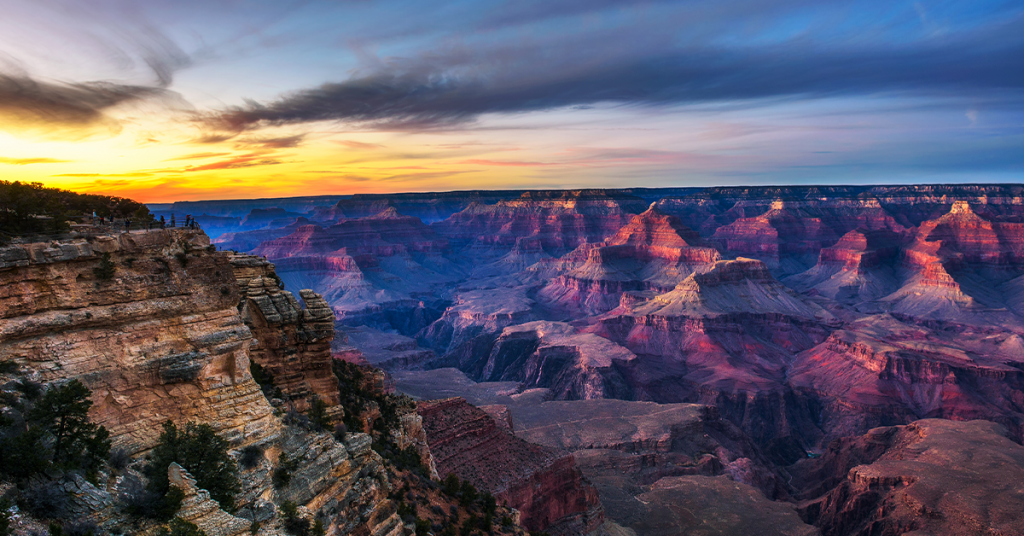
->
[466, 321, 636, 400]
[537, 204, 721, 315]
[432, 190, 647, 259]
[228, 254, 341, 412]
[170, 463, 251, 536]
[417, 287, 538, 370]
[788, 313, 1024, 444]
[793, 419, 1024, 536]
[418, 398, 603, 535]
[0, 229, 417, 536]
[0, 229, 279, 452]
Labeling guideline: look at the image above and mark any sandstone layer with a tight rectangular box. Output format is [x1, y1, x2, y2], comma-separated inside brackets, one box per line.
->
[0, 229, 279, 452]
[418, 397, 603, 535]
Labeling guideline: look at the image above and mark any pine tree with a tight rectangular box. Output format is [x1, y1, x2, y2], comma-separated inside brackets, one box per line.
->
[144, 421, 240, 513]
[28, 379, 111, 474]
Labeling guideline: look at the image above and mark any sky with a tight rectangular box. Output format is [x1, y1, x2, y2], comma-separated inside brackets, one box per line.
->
[0, 0, 1021, 202]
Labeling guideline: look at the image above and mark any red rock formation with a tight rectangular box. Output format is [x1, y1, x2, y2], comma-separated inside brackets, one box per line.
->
[475, 321, 637, 399]
[785, 229, 902, 303]
[312, 190, 521, 223]
[213, 217, 312, 252]
[882, 201, 1024, 327]
[709, 199, 895, 274]
[793, 419, 1024, 536]
[252, 208, 448, 259]
[432, 190, 647, 258]
[418, 287, 539, 374]
[538, 204, 721, 315]
[418, 398, 603, 535]
[788, 313, 1024, 445]
[590, 259, 837, 459]
[242, 210, 459, 333]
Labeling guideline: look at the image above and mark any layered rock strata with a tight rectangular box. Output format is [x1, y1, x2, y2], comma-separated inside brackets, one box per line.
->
[432, 190, 647, 258]
[793, 419, 1024, 536]
[467, 321, 636, 400]
[537, 204, 721, 315]
[228, 254, 341, 412]
[0, 229, 279, 452]
[169, 463, 251, 536]
[418, 286, 537, 370]
[242, 210, 458, 334]
[418, 397, 603, 535]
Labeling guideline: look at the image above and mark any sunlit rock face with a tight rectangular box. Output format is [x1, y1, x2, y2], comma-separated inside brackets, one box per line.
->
[228, 254, 341, 413]
[431, 190, 649, 260]
[537, 204, 722, 316]
[0, 229, 279, 452]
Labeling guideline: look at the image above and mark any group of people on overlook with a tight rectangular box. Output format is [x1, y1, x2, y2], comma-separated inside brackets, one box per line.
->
[90, 212, 200, 232]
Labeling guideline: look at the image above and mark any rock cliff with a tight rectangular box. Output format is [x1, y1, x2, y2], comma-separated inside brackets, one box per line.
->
[0, 229, 411, 536]
[537, 204, 721, 315]
[431, 190, 647, 259]
[793, 419, 1024, 536]
[0, 229, 279, 452]
[418, 398, 603, 535]
[228, 254, 341, 413]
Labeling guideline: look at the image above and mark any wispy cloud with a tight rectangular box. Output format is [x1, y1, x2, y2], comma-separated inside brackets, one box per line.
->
[335, 140, 385, 149]
[0, 21, 189, 139]
[456, 159, 556, 167]
[0, 156, 69, 165]
[163, 152, 232, 161]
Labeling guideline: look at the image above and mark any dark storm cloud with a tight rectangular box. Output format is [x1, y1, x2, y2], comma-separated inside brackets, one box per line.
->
[203, 12, 1024, 133]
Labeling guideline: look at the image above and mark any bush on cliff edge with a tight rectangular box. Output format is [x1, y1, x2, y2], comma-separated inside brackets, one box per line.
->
[142, 421, 240, 516]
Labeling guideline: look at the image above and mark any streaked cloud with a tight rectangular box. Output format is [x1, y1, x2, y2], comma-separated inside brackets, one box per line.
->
[0, 156, 69, 165]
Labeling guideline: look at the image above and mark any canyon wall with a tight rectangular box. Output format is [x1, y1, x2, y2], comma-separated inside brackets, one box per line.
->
[0, 229, 278, 452]
[0, 229, 406, 536]
[418, 397, 604, 535]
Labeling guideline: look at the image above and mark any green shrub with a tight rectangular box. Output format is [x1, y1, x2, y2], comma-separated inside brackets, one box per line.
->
[0, 379, 110, 480]
[239, 445, 264, 469]
[459, 480, 478, 507]
[93, 253, 116, 280]
[0, 499, 10, 536]
[442, 474, 460, 497]
[143, 421, 240, 514]
[29, 379, 111, 474]
[0, 180, 149, 236]
[280, 500, 311, 536]
[481, 491, 497, 516]
[460, 515, 477, 536]
[158, 518, 208, 536]
[306, 398, 331, 432]
[273, 452, 300, 489]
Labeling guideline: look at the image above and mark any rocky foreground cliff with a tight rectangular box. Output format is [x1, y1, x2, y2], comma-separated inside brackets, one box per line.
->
[0, 229, 543, 536]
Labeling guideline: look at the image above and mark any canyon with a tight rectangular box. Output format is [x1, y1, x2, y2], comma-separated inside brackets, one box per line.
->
[205, 184, 1024, 534]
[5, 184, 1024, 535]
